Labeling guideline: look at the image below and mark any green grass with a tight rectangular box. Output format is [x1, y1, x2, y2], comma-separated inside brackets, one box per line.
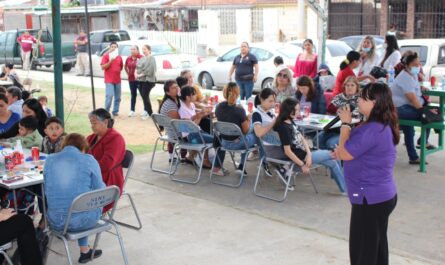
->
[127, 144, 162, 155]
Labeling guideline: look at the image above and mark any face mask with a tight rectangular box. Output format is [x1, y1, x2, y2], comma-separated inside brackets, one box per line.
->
[383, 43, 388, 49]
[362, 47, 371, 53]
[410, 66, 420, 76]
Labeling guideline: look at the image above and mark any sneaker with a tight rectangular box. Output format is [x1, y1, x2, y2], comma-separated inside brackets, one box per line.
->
[112, 113, 119, 117]
[212, 168, 230, 176]
[168, 157, 178, 163]
[141, 111, 149, 120]
[128, 111, 136, 117]
[262, 163, 273, 177]
[236, 164, 248, 176]
[287, 185, 295, 191]
[247, 151, 259, 161]
[78, 249, 102, 264]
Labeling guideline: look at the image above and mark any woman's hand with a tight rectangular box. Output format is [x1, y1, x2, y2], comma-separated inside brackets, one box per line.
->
[0, 208, 16, 222]
[331, 149, 340, 160]
[301, 164, 310, 174]
[305, 155, 312, 167]
[338, 105, 352, 124]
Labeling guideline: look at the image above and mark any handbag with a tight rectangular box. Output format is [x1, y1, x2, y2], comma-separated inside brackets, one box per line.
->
[420, 107, 443, 124]
[238, 74, 254, 81]
[370, 66, 388, 79]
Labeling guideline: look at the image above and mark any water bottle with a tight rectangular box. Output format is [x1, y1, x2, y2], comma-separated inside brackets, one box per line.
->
[442, 76, 445, 91]
[388, 68, 395, 87]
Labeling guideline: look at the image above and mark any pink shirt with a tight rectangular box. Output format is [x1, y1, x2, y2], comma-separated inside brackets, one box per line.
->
[17, 35, 37, 52]
[294, 54, 318, 78]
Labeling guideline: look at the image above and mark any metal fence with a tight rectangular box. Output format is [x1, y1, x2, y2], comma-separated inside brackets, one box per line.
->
[128, 30, 199, 55]
[414, 0, 445, 38]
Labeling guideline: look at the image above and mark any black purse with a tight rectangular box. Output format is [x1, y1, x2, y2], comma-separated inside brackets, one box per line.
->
[370, 66, 388, 79]
[420, 107, 443, 124]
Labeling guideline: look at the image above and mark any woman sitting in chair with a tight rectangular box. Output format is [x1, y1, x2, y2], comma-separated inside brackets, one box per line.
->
[44, 133, 106, 263]
[213, 82, 256, 176]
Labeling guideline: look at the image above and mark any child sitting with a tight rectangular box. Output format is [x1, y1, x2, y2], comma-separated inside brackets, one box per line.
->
[38, 96, 53, 117]
[317, 76, 362, 150]
[273, 98, 345, 192]
[6, 116, 43, 148]
[41, 116, 65, 154]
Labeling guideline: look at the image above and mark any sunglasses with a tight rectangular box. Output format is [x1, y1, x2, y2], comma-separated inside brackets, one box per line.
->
[277, 73, 288, 79]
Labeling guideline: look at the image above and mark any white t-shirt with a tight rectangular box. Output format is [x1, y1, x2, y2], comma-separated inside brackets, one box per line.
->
[359, 54, 381, 76]
[178, 101, 196, 137]
[380, 50, 401, 71]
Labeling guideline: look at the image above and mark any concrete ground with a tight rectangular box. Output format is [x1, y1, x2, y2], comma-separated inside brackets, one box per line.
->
[46, 135, 444, 265]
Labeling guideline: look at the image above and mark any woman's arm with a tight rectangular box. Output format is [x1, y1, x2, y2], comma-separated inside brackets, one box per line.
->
[334, 105, 354, 161]
[283, 145, 310, 173]
[90, 157, 106, 190]
[405, 92, 423, 109]
[253, 122, 274, 138]
[356, 74, 375, 82]
[168, 110, 181, 120]
[0, 122, 19, 139]
[241, 116, 251, 134]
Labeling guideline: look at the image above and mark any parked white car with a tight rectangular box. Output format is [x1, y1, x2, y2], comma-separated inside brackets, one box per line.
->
[192, 43, 302, 92]
[287, 39, 352, 75]
[91, 40, 201, 82]
[398, 39, 445, 84]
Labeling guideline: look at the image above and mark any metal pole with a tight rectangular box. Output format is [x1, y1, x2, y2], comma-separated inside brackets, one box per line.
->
[51, 0, 64, 122]
[85, 0, 96, 109]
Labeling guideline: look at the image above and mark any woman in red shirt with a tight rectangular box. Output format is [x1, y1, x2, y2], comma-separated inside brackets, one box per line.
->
[294, 39, 318, 78]
[125, 45, 143, 117]
[333, 51, 375, 96]
[87, 108, 126, 212]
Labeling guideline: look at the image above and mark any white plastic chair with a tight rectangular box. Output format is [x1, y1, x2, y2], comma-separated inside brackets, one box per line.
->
[113, 150, 142, 230]
[46, 186, 128, 265]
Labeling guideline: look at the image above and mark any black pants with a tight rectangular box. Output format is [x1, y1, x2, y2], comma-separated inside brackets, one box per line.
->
[349, 195, 397, 265]
[0, 214, 43, 265]
[129, 81, 139, 111]
[138, 81, 155, 115]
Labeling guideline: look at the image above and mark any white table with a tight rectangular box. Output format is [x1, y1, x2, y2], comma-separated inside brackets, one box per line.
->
[0, 80, 13, 87]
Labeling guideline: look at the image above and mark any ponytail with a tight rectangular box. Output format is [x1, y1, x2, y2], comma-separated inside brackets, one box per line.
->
[223, 82, 240, 105]
[340, 51, 361, 70]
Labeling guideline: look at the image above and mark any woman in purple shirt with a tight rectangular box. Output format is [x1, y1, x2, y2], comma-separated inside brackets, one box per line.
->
[334, 82, 399, 265]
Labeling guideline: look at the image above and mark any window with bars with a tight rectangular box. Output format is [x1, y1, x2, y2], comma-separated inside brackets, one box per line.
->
[219, 9, 236, 35]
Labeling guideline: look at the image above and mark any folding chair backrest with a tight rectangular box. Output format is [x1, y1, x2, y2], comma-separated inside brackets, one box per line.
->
[70, 186, 120, 213]
[213, 121, 248, 149]
[121, 150, 134, 186]
[171, 119, 202, 144]
[151, 113, 178, 140]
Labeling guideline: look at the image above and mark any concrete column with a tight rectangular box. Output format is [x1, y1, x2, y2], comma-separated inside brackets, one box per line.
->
[380, 0, 388, 36]
[406, 0, 415, 38]
[297, 0, 306, 39]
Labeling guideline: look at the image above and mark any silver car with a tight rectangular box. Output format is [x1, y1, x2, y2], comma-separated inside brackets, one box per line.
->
[192, 43, 302, 92]
[91, 40, 201, 82]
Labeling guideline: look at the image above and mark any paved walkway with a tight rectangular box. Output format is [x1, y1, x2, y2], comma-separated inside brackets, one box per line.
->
[47, 139, 444, 264]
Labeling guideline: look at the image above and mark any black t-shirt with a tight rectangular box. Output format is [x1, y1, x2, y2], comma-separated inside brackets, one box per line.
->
[215, 101, 247, 140]
[274, 120, 307, 160]
[233, 52, 258, 81]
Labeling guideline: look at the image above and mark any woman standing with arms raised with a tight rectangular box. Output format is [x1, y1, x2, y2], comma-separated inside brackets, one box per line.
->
[136, 44, 157, 119]
[334, 82, 399, 265]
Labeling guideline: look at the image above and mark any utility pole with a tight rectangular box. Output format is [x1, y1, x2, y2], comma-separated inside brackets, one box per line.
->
[85, 0, 96, 109]
[51, 0, 64, 122]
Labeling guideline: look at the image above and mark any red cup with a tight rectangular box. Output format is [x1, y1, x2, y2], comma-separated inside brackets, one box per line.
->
[214, 95, 218, 103]
[431, 76, 436, 87]
[248, 101, 253, 113]
[31, 147, 40, 162]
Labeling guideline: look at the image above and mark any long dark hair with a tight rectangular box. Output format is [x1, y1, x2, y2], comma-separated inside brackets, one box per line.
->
[360, 82, 400, 145]
[23, 98, 47, 136]
[296, 75, 316, 101]
[380, 35, 399, 67]
[159, 80, 180, 113]
[339, 51, 361, 70]
[274, 97, 299, 130]
[254, 87, 276, 107]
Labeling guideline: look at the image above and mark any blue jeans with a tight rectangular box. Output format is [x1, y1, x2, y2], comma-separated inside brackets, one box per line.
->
[187, 132, 213, 144]
[105, 83, 122, 115]
[397, 104, 430, 161]
[48, 209, 101, 247]
[129, 81, 139, 112]
[236, 80, 254, 100]
[311, 150, 345, 192]
[214, 133, 256, 168]
[316, 131, 340, 150]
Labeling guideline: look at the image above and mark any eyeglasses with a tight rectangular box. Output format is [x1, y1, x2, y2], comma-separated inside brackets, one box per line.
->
[277, 73, 288, 79]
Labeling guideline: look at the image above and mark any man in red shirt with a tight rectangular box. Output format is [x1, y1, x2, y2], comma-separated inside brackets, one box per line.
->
[100, 41, 123, 116]
[74, 30, 89, 76]
[17, 31, 37, 71]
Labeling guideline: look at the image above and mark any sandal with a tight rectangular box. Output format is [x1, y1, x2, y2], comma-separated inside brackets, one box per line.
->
[415, 144, 436, 150]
